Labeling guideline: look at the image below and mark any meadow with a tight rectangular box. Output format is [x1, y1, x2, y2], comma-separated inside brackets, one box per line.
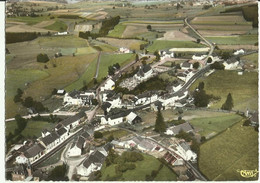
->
[199, 119, 258, 181]
[241, 53, 258, 67]
[189, 70, 258, 111]
[97, 53, 135, 81]
[100, 154, 177, 181]
[205, 35, 258, 45]
[147, 40, 206, 52]
[189, 114, 243, 137]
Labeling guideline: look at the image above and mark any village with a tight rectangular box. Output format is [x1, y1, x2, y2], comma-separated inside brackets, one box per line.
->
[4, 0, 258, 182]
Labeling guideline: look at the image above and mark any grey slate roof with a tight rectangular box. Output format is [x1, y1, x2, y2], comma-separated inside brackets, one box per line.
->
[83, 150, 106, 169]
[170, 122, 193, 135]
[24, 143, 45, 158]
[182, 61, 192, 68]
[56, 127, 67, 136]
[179, 141, 190, 152]
[136, 64, 152, 77]
[41, 132, 59, 146]
[76, 136, 85, 149]
[81, 131, 90, 139]
[107, 111, 131, 120]
[61, 111, 86, 127]
[101, 102, 112, 111]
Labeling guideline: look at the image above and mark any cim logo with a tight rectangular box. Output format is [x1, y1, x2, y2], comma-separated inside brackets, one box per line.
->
[237, 169, 259, 178]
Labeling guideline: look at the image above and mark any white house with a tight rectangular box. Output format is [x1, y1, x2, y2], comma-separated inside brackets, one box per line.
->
[160, 91, 188, 107]
[41, 129, 51, 138]
[181, 61, 193, 70]
[77, 150, 106, 177]
[159, 50, 174, 60]
[100, 78, 115, 91]
[68, 136, 86, 157]
[135, 92, 158, 105]
[64, 91, 83, 105]
[175, 141, 197, 162]
[55, 32, 68, 36]
[60, 111, 86, 131]
[119, 47, 130, 53]
[56, 127, 69, 142]
[233, 49, 245, 56]
[165, 122, 193, 136]
[134, 64, 153, 82]
[223, 58, 239, 70]
[39, 132, 60, 152]
[192, 54, 207, 60]
[167, 81, 182, 93]
[126, 112, 142, 125]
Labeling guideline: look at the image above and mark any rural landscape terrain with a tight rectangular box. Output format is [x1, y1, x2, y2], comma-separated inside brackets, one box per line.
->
[5, 0, 258, 181]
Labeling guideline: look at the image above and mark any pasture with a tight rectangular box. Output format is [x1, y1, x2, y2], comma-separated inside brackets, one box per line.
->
[147, 40, 206, 52]
[205, 35, 258, 45]
[97, 53, 135, 81]
[44, 20, 68, 32]
[97, 37, 148, 50]
[240, 53, 258, 67]
[199, 120, 258, 181]
[5, 69, 49, 118]
[189, 70, 258, 111]
[100, 154, 177, 181]
[107, 23, 126, 38]
[189, 114, 243, 137]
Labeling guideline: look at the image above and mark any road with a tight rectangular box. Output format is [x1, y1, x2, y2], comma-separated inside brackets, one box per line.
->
[94, 51, 102, 79]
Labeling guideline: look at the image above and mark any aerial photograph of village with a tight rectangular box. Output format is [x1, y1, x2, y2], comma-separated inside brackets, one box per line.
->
[4, 0, 259, 181]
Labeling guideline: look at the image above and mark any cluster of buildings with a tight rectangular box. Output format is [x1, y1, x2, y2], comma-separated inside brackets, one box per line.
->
[8, 111, 87, 169]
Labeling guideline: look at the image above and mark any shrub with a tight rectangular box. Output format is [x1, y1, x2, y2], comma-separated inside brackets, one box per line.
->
[37, 53, 50, 63]
[94, 131, 103, 139]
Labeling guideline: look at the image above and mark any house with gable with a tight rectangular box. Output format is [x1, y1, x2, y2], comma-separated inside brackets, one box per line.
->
[166, 80, 183, 93]
[192, 54, 207, 60]
[181, 61, 193, 70]
[165, 122, 194, 136]
[175, 141, 197, 162]
[68, 136, 86, 157]
[64, 90, 82, 105]
[119, 47, 131, 53]
[56, 127, 69, 142]
[76, 150, 106, 177]
[126, 111, 142, 125]
[100, 78, 115, 91]
[134, 91, 158, 106]
[223, 57, 240, 70]
[39, 132, 60, 152]
[233, 49, 245, 56]
[134, 64, 153, 82]
[159, 49, 174, 60]
[101, 111, 141, 126]
[163, 151, 184, 166]
[59, 111, 86, 131]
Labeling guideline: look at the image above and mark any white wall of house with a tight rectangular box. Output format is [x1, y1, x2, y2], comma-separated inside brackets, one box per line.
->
[135, 97, 148, 105]
[176, 145, 197, 162]
[223, 61, 239, 70]
[68, 146, 81, 157]
[101, 117, 124, 126]
[134, 69, 153, 82]
[64, 93, 83, 105]
[173, 84, 182, 92]
[126, 112, 137, 124]
[77, 163, 102, 177]
[101, 79, 115, 91]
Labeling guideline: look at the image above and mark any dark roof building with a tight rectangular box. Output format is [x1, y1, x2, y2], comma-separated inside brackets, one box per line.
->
[56, 127, 67, 136]
[61, 111, 86, 127]
[82, 150, 106, 169]
[40, 132, 59, 147]
[24, 143, 45, 158]
[136, 64, 152, 77]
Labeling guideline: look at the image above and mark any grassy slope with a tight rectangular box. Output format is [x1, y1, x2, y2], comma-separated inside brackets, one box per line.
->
[7, 16, 50, 25]
[241, 53, 258, 67]
[147, 40, 206, 52]
[97, 53, 135, 81]
[189, 70, 258, 111]
[199, 119, 258, 181]
[64, 54, 98, 92]
[6, 120, 56, 138]
[44, 20, 68, 32]
[5, 69, 49, 118]
[189, 114, 243, 137]
[101, 154, 177, 181]
[107, 23, 126, 38]
[206, 35, 258, 45]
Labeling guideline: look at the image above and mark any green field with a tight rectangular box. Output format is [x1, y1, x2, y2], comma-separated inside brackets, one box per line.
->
[100, 154, 177, 181]
[6, 120, 56, 138]
[107, 23, 126, 38]
[147, 40, 206, 52]
[7, 16, 50, 25]
[6, 54, 15, 64]
[199, 119, 258, 181]
[64, 54, 98, 92]
[190, 114, 243, 137]
[241, 53, 258, 67]
[206, 35, 258, 45]
[37, 35, 89, 48]
[97, 53, 135, 81]
[102, 129, 129, 139]
[5, 69, 49, 118]
[76, 47, 97, 55]
[189, 70, 258, 111]
[44, 20, 68, 32]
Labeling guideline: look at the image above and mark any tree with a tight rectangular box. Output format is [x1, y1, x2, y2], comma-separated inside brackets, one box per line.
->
[15, 114, 27, 132]
[221, 93, 234, 111]
[193, 89, 209, 107]
[196, 39, 201, 44]
[198, 82, 204, 90]
[154, 50, 160, 61]
[37, 53, 49, 63]
[52, 88, 57, 95]
[48, 163, 69, 181]
[190, 139, 199, 153]
[207, 57, 212, 63]
[210, 62, 225, 70]
[147, 25, 152, 31]
[193, 62, 200, 69]
[221, 51, 231, 60]
[108, 66, 115, 76]
[154, 110, 166, 133]
[94, 131, 103, 139]
[135, 54, 139, 62]
[23, 97, 34, 108]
